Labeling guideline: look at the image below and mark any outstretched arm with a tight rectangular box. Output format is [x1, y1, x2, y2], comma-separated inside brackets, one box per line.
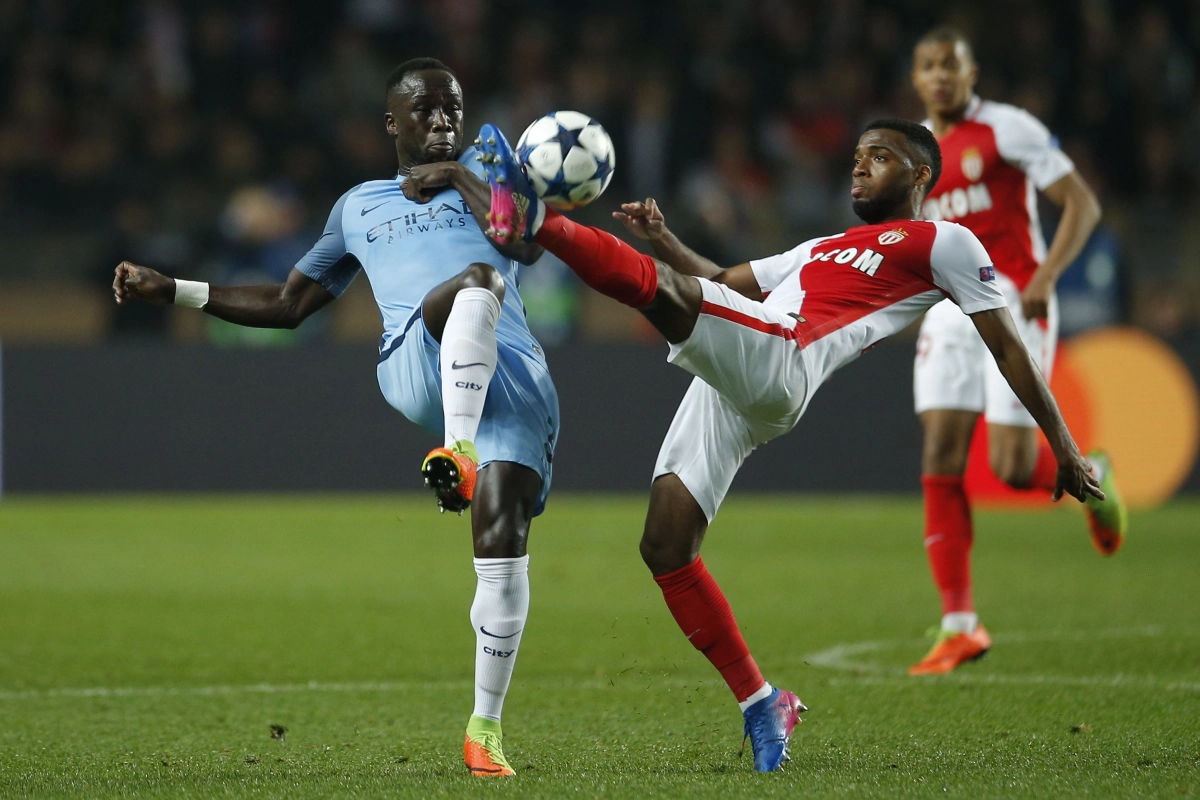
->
[113, 263, 336, 329]
[613, 198, 761, 300]
[969, 307, 1102, 502]
[403, 161, 544, 265]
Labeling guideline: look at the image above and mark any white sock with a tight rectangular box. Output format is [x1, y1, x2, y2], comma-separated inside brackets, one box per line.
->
[439, 287, 501, 448]
[470, 555, 530, 721]
[942, 611, 978, 634]
[737, 682, 774, 712]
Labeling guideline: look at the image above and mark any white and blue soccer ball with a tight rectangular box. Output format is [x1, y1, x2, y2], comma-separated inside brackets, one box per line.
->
[516, 111, 615, 211]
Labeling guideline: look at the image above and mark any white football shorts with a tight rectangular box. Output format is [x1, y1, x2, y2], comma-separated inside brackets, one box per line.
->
[913, 272, 1058, 428]
[654, 279, 814, 522]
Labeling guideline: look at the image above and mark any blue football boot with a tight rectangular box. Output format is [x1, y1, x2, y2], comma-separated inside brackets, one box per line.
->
[476, 123, 544, 244]
[741, 688, 806, 772]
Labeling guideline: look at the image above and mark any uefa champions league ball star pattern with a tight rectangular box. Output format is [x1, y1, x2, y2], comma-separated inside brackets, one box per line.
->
[516, 111, 615, 211]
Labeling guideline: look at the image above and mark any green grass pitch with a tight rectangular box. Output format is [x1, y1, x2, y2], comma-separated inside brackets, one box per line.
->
[0, 494, 1197, 798]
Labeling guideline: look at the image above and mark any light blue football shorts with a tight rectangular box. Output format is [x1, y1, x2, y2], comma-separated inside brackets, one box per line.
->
[375, 306, 559, 515]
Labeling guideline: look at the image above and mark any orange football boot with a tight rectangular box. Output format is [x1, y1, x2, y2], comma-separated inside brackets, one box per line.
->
[463, 716, 515, 777]
[421, 440, 479, 514]
[908, 624, 992, 676]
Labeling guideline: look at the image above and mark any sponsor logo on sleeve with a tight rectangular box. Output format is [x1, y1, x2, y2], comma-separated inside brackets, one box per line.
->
[980, 265, 996, 282]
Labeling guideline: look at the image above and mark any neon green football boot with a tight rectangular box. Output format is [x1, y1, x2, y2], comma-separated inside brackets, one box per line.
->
[1084, 450, 1127, 556]
[463, 715, 515, 777]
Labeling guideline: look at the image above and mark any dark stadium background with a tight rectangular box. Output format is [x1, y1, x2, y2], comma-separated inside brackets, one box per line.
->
[1, 0, 1198, 493]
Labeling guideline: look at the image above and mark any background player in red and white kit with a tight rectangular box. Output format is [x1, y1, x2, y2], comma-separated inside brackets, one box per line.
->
[907, 27, 1129, 676]
[477, 118, 1103, 772]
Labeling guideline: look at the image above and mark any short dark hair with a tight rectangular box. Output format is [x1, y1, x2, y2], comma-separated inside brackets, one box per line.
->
[386, 57, 456, 99]
[915, 25, 975, 63]
[863, 118, 942, 193]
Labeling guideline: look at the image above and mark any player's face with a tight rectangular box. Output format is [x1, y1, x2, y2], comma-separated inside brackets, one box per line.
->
[385, 70, 465, 167]
[850, 130, 926, 224]
[911, 41, 977, 117]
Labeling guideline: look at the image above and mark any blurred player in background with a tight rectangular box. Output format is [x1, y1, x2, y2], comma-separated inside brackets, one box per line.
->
[478, 117, 1102, 771]
[113, 58, 556, 778]
[907, 27, 1128, 676]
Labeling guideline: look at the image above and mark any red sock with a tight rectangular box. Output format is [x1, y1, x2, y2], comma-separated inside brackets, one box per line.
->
[653, 557, 765, 702]
[1025, 444, 1058, 491]
[922, 475, 974, 615]
[535, 210, 658, 307]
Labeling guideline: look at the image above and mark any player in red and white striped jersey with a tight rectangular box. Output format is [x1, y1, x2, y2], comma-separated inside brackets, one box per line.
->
[908, 28, 1128, 676]
[480, 117, 1102, 770]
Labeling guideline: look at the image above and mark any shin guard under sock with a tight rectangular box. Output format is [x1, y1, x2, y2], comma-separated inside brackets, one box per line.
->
[921, 475, 974, 615]
[653, 557, 765, 702]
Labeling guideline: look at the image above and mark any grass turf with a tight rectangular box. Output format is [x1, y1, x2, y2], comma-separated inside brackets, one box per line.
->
[0, 494, 1196, 798]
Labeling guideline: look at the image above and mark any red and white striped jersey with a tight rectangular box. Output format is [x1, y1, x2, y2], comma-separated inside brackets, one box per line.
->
[921, 96, 1074, 290]
[750, 219, 1006, 378]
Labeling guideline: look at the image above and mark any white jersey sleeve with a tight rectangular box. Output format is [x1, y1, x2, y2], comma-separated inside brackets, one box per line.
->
[749, 235, 833, 294]
[985, 102, 1075, 190]
[929, 221, 1008, 314]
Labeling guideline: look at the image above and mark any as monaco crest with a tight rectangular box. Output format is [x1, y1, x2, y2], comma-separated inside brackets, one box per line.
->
[961, 147, 984, 182]
[878, 229, 908, 246]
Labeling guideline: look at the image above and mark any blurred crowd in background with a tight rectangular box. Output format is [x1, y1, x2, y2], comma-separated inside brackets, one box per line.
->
[0, 0, 1198, 345]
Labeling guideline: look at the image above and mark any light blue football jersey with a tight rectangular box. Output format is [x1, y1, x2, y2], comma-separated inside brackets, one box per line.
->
[295, 147, 544, 361]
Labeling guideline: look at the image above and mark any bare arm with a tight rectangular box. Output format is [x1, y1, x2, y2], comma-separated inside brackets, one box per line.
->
[402, 161, 544, 265]
[613, 198, 762, 300]
[969, 307, 1103, 502]
[1021, 170, 1101, 319]
[113, 263, 336, 329]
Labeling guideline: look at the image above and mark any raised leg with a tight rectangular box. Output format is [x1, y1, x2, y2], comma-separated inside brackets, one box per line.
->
[475, 121, 703, 343]
[988, 422, 1057, 489]
[420, 262, 505, 513]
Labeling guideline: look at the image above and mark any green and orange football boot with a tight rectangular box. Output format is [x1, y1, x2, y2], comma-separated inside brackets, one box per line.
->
[421, 440, 479, 515]
[1083, 450, 1127, 556]
[463, 715, 515, 778]
[908, 624, 992, 676]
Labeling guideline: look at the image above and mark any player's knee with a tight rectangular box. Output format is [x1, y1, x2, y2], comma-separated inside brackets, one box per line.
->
[473, 515, 527, 559]
[990, 449, 1032, 488]
[639, 529, 689, 574]
[639, 517, 701, 575]
[640, 474, 706, 574]
[922, 437, 968, 476]
[459, 262, 506, 302]
[919, 412, 977, 477]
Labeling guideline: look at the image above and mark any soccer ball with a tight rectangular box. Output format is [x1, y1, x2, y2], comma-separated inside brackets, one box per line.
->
[516, 111, 615, 211]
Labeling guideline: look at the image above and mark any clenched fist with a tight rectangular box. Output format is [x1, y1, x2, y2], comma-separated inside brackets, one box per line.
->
[113, 261, 175, 305]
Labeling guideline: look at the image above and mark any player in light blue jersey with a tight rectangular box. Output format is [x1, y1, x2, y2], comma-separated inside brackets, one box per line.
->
[113, 58, 558, 778]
